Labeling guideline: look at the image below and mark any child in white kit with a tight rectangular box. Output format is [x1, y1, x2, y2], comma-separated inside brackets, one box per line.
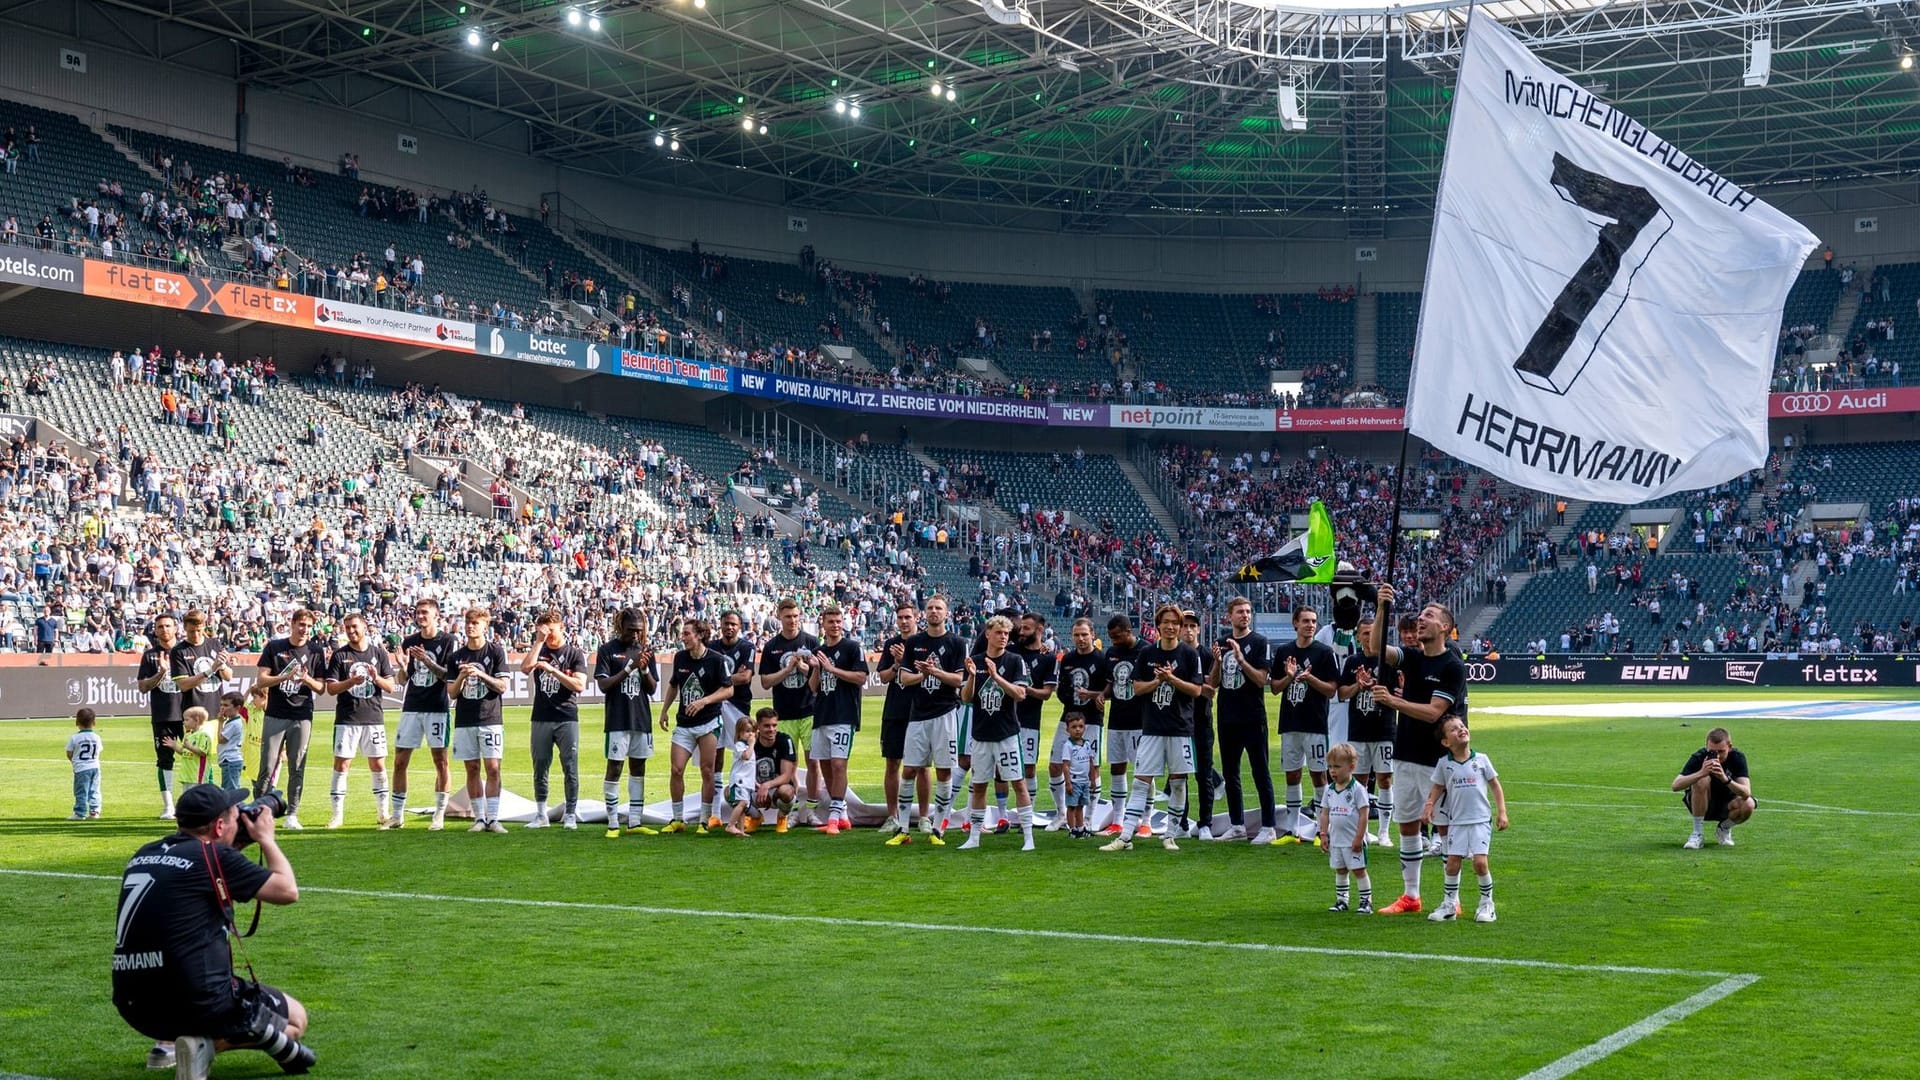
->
[1062, 713, 1097, 838]
[723, 717, 758, 836]
[1424, 717, 1509, 924]
[1319, 743, 1373, 913]
[67, 708, 103, 820]
[217, 691, 248, 791]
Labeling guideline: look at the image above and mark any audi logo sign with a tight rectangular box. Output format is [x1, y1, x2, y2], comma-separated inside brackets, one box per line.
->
[1778, 394, 1831, 414]
[1465, 663, 1499, 682]
[1767, 389, 1908, 418]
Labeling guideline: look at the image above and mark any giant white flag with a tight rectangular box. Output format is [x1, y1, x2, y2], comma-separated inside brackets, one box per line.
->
[1407, 10, 1818, 503]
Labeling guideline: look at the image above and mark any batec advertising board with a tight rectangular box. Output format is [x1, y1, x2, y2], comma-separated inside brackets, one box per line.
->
[618, 350, 733, 391]
[1459, 657, 1918, 686]
[481, 326, 608, 371]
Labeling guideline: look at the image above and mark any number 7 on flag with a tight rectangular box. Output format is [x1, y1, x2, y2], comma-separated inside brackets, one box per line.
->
[1513, 152, 1672, 396]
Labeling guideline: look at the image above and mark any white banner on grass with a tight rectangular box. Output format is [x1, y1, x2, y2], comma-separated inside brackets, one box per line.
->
[1407, 10, 1817, 503]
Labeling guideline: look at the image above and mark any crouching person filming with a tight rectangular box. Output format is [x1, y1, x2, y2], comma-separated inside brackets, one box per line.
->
[112, 783, 313, 1078]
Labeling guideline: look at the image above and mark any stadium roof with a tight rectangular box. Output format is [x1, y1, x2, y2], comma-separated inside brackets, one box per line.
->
[23, 0, 1920, 234]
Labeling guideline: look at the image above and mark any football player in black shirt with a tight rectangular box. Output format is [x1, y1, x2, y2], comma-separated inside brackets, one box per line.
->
[172, 610, 233, 735]
[957, 615, 1033, 851]
[1365, 585, 1468, 916]
[138, 613, 210, 819]
[877, 603, 930, 842]
[666, 618, 737, 833]
[448, 607, 512, 833]
[1207, 596, 1276, 842]
[596, 608, 658, 837]
[321, 612, 397, 829]
[1269, 605, 1341, 844]
[807, 606, 869, 834]
[522, 610, 590, 830]
[1100, 614, 1146, 835]
[1337, 610, 1408, 847]
[896, 596, 967, 842]
[1047, 617, 1109, 831]
[254, 610, 329, 829]
[392, 598, 460, 830]
[710, 610, 758, 829]
[756, 599, 822, 823]
[746, 707, 799, 831]
[1013, 612, 1059, 824]
[1102, 605, 1203, 852]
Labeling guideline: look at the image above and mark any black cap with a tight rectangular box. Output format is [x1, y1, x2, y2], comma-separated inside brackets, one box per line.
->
[175, 784, 248, 829]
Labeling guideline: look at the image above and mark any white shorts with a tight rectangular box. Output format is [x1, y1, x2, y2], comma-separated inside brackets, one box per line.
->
[332, 724, 388, 760]
[1049, 722, 1102, 765]
[452, 724, 505, 762]
[968, 735, 1023, 783]
[904, 710, 959, 769]
[672, 718, 722, 753]
[809, 724, 854, 761]
[1354, 741, 1394, 776]
[1280, 731, 1328, 773]
[1328, 840, 1369, 872]
[605, 729, 654, 761]
[1391, 761, 1437, 824]
[1443, 821, 1492, 857]
[725, 779, 752, 804]
[1106, 728, 1142, 766]
[1133, 734, 1194, 779]
[1018, 729, 1040, 770]
[395, 710, 450, 750]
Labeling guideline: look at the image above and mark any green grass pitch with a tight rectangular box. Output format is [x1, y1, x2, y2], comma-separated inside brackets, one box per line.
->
[1, 688, 1916, 1079]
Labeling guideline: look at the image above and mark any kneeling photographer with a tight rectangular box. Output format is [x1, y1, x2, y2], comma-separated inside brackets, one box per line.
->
[112, 784, 314, 1078]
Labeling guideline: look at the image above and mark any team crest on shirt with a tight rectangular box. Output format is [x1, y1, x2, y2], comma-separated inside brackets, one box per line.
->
[1354, 687, 1376, 714]
[681, 676, 704, 710]
[978, 680, 1004, 714]
[1112, 661, 1135, 700]
[537, 670, 559, 697]
[820, 668, 838, 695]
[621, 669, 646, 698]
[1287, 680, 1307, 705]
[1152, 682, 1174, 708]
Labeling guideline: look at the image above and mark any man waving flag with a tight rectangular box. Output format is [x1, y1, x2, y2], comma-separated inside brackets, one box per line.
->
[1406, 9, 1818, 504]
[1235, 500, 1336, 584]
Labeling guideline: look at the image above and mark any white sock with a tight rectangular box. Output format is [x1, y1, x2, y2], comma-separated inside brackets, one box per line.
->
[1335, 871, 1350, 904]
[604, 780, 620, 820]
[1478, 873, 1494, 903]
[159, 769, 174, 798]
[1691, 815, 1706, 837]
[829, 798, 847, 823]
[331, 770, 348, 811]
[371, 776, 389, 818]
[1284, 782, 1302, 832]
[1168, 777, 1188, 829]
[628, 777, 646, 825]
[933, 780, 954, 821]
[1018, 803, 1034, 841]
[1400, 834, 1424, 898]
[1123, 778, 1151, 831]
[434, 790, 449, 813]
[484, 795, 499, 821]
[1048, 777, 1066, 811]
[534, 801, 548, 821]
[391, 790, 408, 818]
[1443, 872, 1462, 906]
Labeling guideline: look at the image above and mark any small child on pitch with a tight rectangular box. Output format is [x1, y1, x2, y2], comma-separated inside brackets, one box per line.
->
[66, 709, 103, 820]
[1423, 717, 1508, 924]
[723, 716, 758, 837]
[1319, 743, 1373, 913]
[1062, 713, 1097, 838]
[165, 707, 215, 785]
[216, 692, 248, 791]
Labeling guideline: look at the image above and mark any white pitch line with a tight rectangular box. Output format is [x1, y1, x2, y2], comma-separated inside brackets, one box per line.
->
[1514, 974, 1761, 1080]
[0, 1072, 63, 1080]
[1515, 800, 1920, 819]
[1520, 781, 1920, 817]
[0, 868, 1734, 980]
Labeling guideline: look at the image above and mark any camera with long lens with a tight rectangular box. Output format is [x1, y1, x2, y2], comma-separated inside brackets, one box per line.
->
[232, 790, 288, 848]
